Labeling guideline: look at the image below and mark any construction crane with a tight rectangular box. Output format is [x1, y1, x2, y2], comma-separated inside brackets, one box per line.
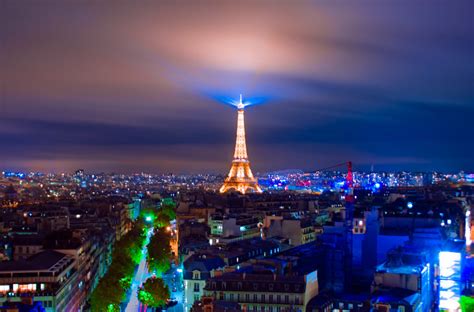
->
[309, 161, 354, 195]
[309, 161, 355, 290]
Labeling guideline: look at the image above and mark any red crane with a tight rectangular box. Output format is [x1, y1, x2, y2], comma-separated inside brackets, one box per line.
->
[310, 161, 355, 289]
[310, 161, 354, 196]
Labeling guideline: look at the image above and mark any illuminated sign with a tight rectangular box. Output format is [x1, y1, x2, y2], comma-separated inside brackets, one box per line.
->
[439, 251, 461, 311]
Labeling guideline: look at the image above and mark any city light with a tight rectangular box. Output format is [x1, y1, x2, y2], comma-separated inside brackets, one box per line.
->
[439, 251, 461, 311]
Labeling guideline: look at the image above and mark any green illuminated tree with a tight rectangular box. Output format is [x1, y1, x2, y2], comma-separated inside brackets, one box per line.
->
[137, 277, 170, 308]
[147, 228, 171, 276]
[90, 274, 123, 312]
[160, 202, 176, 220]
[90, 220, 147, 311]
[154, 211, 171, 228]
[460, 296, 474, 312]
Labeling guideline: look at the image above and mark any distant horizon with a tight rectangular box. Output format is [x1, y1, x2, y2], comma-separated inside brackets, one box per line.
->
[2, 167, 472, 176]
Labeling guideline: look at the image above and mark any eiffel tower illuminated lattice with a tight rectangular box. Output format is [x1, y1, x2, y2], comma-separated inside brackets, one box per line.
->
[220, 95, 262, 194]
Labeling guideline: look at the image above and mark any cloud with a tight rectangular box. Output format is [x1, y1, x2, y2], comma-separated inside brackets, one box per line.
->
[1, 0, 473, 172]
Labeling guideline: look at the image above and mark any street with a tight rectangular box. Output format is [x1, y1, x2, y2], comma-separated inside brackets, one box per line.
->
[124, 228, 153, 312]
[123, 227, 184, 312]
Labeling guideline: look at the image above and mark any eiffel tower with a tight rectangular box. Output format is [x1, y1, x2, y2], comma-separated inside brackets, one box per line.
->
[220, 95, 262, 194]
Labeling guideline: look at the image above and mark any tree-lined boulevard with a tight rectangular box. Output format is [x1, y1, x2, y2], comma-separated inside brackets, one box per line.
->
[90, 201, 177, 311]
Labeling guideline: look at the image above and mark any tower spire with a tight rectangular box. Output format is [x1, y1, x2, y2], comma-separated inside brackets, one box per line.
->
[237, 93, 244, 110]
[220, 95, 262, 194]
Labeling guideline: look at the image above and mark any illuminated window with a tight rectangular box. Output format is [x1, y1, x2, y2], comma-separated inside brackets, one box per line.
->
[17, 284, 36, 292]
[0, 285, 9, 293]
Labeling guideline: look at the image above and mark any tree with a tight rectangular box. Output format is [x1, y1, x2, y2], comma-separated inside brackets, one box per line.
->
[90, 274, 123, 312]
[137, 277, 170, 308]
[460, 296, 474, 312]
[90, 220, 147, 311]
[154, 211, 171, 228]
[160, 203, 176, 221]
[147, 228, 171, 276]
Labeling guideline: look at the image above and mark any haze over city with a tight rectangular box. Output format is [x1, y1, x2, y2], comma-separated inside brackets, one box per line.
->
[1, 1, 473, 173]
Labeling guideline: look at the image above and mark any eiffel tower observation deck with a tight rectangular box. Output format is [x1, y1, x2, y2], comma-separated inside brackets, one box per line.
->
[220, 95, 262, 194]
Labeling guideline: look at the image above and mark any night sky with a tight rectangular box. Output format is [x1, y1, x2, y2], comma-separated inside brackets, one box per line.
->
[1, 1, 473, 174]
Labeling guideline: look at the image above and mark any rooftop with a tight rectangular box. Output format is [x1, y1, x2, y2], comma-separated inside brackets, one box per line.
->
[0, 250, 72, 272]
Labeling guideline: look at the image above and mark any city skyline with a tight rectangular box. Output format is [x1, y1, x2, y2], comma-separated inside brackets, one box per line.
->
[1, 1, 473, 174]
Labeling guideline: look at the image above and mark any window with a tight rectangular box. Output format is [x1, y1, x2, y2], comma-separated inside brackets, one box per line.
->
[261, 294, 265, 303]
[193, 271, 200, 280]
[277, 295, 281, 303]
[294, 296, 299, 305]
[194, 294, 200, 302]
[269, 294, 273, 303]
[230, 293, 234, 301]
[398, 306, 405, 312]
[17, 284, 36, 292]
[285, 295, 289, 304]
[254, 294, 258, 302]
[193, 283, 200, 292]
[246, 294, 250, 302]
